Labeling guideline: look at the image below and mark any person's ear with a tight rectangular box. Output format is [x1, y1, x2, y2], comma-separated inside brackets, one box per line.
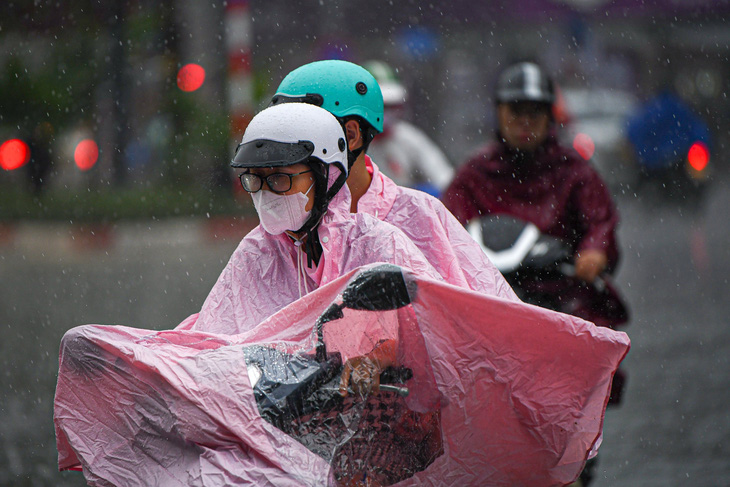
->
[344, 120, 363, 151]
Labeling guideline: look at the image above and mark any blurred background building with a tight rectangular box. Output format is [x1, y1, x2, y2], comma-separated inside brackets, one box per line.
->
[0, 0, 727, 210]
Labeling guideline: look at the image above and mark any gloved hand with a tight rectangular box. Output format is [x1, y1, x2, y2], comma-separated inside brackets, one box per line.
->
[339, 339, 397, 397]
[574, 249, 608, 283]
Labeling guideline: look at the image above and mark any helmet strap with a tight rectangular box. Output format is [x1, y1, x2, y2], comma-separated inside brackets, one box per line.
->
[347, 146, 363, 170]
[341, 116, 376, 170]
[326, 167, 348, 202]
[302, 228, 322, 268]
[291, 161, 348, 268]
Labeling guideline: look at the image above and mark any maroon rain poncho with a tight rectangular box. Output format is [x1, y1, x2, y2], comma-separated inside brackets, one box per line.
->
[442, 136, 628, 330]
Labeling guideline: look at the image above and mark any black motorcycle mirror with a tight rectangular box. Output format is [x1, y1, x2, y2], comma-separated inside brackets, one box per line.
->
[315, 264, 414, 362]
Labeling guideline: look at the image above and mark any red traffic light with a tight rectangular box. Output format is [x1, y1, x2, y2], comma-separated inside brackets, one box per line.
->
[177, 63, 206, 92]
[0, 139, 31, 171]
[74, 139, 99, 171]
[687, 141, 709, 172]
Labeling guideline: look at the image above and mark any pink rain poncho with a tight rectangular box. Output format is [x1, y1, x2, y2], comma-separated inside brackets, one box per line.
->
[55, 263, 629, 486]
[359, 156, 518, 302]
[178, 175, 443, 335]
[176, 155, 518, 336]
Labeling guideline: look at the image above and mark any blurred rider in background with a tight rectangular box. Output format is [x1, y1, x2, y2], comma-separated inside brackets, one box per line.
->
[363, 60, 454, 197]
[442, 63, 629, 486]
[625, 85, 712, 202]
[442, 61, 626, 325]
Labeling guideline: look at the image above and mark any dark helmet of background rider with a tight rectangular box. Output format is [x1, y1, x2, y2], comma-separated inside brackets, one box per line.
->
[495, 62, 555, 106]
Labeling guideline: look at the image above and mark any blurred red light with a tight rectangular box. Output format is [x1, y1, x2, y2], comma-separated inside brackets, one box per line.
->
[74, 139, 99, 171]
[177, 63, 206, 92]
[0, 139, 31, 171]
[687, 142, 709, 172]
[572, 133, 595, 161]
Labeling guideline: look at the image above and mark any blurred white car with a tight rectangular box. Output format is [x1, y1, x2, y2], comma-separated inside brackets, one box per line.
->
[559, 87, 638, 192]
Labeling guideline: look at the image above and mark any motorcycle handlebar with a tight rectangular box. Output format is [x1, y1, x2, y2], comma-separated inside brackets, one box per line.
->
[559, 263, 607, 292]
[379, 384, 410, 397]
[325, 383, 410, 398]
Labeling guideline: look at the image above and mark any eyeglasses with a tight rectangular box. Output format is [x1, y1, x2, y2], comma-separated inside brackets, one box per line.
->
[239, 170, 313, 194]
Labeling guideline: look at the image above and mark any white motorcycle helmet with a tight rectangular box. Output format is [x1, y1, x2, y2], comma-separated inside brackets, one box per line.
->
[233, 102, 348, 173]
[231, 103, 349, 260]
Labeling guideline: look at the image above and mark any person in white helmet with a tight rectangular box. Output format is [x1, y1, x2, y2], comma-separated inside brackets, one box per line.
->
[53, 91, 629, 487]
[54, 81, 628, 485]
[363, 60, 454, 196]
[180, 102, 443, 394]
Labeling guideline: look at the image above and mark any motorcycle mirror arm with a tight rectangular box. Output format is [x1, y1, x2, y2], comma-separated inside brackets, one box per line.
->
[314, 265, 414, 363]
[315, 303, 344, 362]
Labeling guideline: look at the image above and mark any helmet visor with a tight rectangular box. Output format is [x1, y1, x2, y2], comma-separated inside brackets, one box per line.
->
[231, 139, 315, 168]
[270, 93, 324, 107]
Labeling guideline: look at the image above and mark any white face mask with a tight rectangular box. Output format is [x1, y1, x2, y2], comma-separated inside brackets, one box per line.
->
[251, 184, 314, 235]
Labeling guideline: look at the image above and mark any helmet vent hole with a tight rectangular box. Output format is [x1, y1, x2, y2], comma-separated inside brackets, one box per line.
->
[322, 148, 327, 154]
[338, 138, 346, 151]
[356, 82, 367, 95]
[335, 101, 340, 106]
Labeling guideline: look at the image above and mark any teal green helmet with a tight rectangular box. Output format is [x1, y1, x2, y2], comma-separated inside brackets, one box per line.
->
[271, 60, 384, 134]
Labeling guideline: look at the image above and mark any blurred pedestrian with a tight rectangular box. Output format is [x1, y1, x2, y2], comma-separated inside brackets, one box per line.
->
[363, 60, 454, 197]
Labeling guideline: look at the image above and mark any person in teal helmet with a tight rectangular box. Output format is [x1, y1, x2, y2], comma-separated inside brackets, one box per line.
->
[272, 60, 520, 302]
[272, 59, 384, 212]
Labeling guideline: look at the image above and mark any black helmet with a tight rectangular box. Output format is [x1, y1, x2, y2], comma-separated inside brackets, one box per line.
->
[495, 62, 555, 105]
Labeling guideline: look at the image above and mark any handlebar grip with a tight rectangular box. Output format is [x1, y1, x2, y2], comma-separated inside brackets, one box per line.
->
[379, 366, 413, 384]
[559, 263, 607, 292]
[379, 384, 410, 397]
[379, 366, 411, 397]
